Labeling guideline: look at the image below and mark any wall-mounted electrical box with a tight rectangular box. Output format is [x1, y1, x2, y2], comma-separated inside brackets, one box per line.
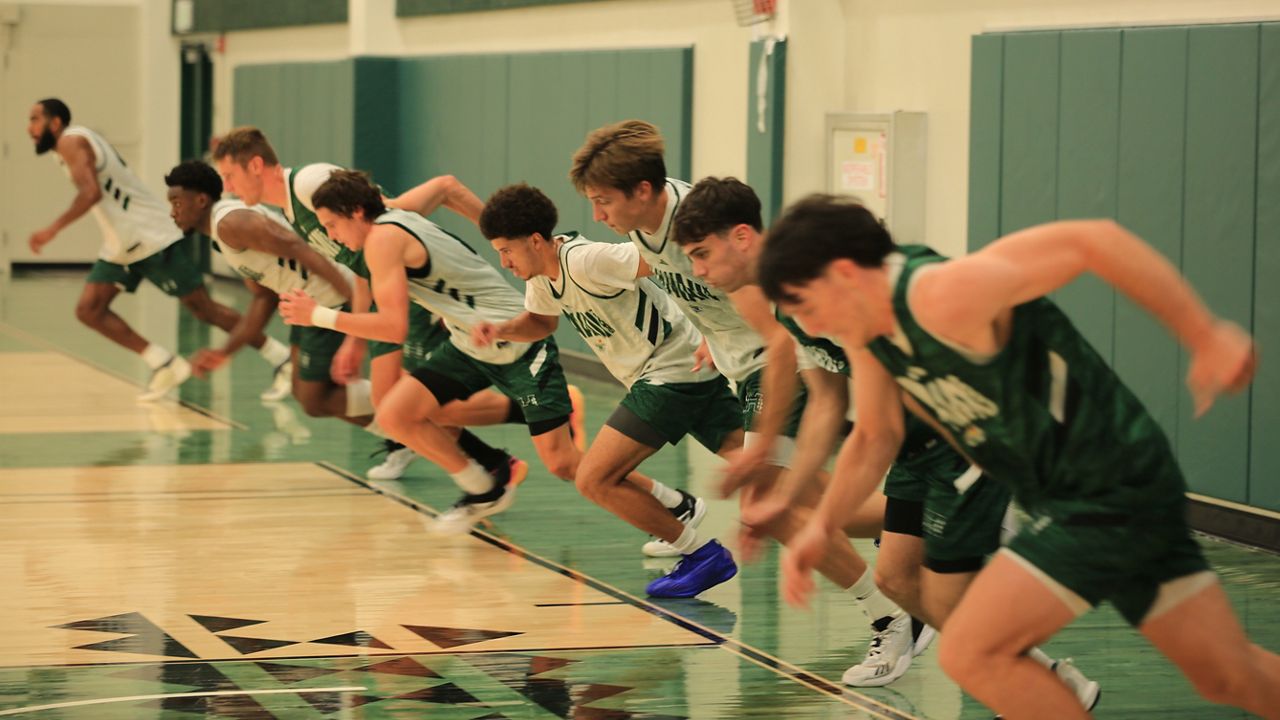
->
[825, 111, 927, 246]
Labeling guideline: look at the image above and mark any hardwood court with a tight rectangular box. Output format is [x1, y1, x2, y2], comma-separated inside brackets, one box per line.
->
[2, 272, 1279, 719]
[0, 352, 227, 435]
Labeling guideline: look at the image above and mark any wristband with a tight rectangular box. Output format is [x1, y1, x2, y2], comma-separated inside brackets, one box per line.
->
[311, 305, 339, 330]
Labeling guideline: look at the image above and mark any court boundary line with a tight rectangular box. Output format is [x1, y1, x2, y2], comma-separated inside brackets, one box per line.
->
[0, 320, 245, 430]
[0, 686, 367, 717]
[3, 642, 720, 671]
[317, 461, 922, 720]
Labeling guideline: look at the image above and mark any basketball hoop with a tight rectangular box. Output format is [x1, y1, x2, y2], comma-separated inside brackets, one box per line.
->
[731, 0, 776, 27]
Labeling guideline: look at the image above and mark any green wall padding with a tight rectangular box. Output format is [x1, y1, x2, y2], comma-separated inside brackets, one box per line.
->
[1176, 24, 1257, 502]
[1054, 30, 1120, 363]
[747, 39, 786, 226]
[967, 34, 1003, 250]
[1252, 25, 1280, 511]
[397, 0, 603, 17]
[232, 61, 355, 168]
[1114, 28, 1187, 442]
[969, 23, 1276, 507]
[999, 33, 1059, 235]
[182, 0, 346, 34]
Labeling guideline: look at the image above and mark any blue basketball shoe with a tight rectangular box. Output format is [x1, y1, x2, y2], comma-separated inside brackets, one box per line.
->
[644, 540, 737, 598]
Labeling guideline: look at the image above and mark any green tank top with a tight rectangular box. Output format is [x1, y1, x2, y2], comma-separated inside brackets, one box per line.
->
[285, 166, 364, 272]
[866, 245, 1185, 513]
[775, 307, 953, 470]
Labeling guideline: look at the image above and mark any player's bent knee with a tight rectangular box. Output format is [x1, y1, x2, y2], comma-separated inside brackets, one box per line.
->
[874, 566, 918, 605]
[937, 633, 983, 684]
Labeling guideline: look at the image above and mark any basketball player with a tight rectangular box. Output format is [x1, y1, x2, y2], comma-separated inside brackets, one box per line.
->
[163, 160, 374, 424]
[674, 177, 1099, 705]
[758, 196, 1278, 719]
[570, 120, 918, 684]
[280, 171, 702, 548]
[27, 99, 290, 401]
[211, 129, 521, 480]
[473, 183, 739, 598]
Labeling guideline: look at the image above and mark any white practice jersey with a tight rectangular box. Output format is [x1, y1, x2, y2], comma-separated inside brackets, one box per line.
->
[525, 234, 714, 389]
[628, 178, 765, 381]
[375, 209, 530, 364]
[211, 199, 352, 309]
[58, 126, 181, 264]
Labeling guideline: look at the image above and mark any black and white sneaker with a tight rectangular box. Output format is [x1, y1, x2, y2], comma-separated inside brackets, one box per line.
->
[642, 488, 708, 557]
[432, 461, 518, 535]
[368, 439, 417, 480]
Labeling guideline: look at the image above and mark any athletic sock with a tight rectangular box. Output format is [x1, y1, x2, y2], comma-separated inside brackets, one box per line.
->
[257, 336, 291, 367]
[141, 344, 173, 369]
[848, 567, 903, 623]
[648, 479, 683, 509]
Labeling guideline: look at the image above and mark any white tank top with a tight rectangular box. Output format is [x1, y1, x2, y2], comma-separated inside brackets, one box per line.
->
[58, 126, 181, 264]
[629, 178, 766, 381]
[211, 199, 351, 308]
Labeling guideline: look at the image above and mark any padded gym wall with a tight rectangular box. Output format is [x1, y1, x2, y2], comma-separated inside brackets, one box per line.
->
[969, 23, 1275, 510]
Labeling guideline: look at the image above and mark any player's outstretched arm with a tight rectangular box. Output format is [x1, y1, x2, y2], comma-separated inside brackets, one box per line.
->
[388, 175, 484, 226]
[192, 279, 278, 376]
[219, 210, 352, 300]
[915, 219, 1254, 415]
[781, 348, 902, 607]
[30, 135, 101, 252]
[475, 312, 558, 346]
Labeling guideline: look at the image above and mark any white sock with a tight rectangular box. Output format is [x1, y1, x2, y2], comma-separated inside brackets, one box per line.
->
[364, 419, 389, 438]
[141, 344, 173, 369]
[848, 567, 903, 623]
[257, 336, 291, 367]
[344, 379, 374, 417]
[671, 525, 710, 555]
[449, 459, 494, 494]
[648, 480, 683, 509]
[1026, 646, 1055, 669]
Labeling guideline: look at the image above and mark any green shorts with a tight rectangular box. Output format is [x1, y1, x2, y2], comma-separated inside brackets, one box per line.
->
[410, 337, 571, 430]
[736, 368, 806, 437]
[1006, 497, 1210, 626]
[613, 375, 743, 452]
[883, 441, 959, 504]
[86, 239, 204, 297]
[289, 324, 347, 382]
[368, 304, 448, 372]
[922, 468, 1011, 573]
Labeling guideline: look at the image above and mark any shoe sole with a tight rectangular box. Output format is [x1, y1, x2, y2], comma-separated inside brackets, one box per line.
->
[567, 385, 587, 452]
[841, 651, 914, 688]
[367, 452, 418, 481]
[640, 497, 709, 557]
[137, 363, 193, 402]
[1080, 683, 1101, 712]
[644, 561, 738, 599]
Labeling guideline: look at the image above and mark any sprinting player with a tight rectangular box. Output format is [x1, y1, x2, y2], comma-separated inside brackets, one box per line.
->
[27, 99, 289, 400]
[211, 128, 520, 480]
[570, 120, 915, 682]
[163, 160, 376, 425]
[673, 177, 1099, 704]
[758, 195, 1278, 719]
[473, 183, 738, 598]
[281, 171, 703, 548]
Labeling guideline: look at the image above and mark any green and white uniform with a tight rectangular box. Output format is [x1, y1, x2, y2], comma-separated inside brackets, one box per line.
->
[629, 179, 766, 382]
[866, 245, 1208, 619]
[377, 209, 571, 426]
[210, 199, 352, 381]
[279, 163, 363, 270]
[779, 307, 1008, 571]
[63, 126, 202, 296]
[278, 164, 443, 368]
[211, 200, 351, 308]
[524, 234, 740, 450]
